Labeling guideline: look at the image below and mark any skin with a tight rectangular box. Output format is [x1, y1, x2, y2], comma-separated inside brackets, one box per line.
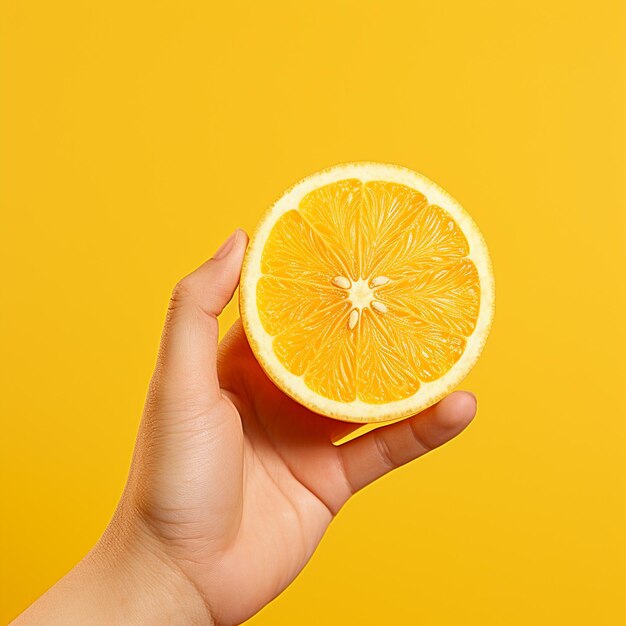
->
[13, 229, 477, 626]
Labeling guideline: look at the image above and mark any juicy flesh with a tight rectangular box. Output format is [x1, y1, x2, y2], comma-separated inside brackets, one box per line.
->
[257, 179, 480, 404]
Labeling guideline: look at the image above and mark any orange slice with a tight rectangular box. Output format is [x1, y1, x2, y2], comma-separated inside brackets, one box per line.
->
[240, 163, 494, 422]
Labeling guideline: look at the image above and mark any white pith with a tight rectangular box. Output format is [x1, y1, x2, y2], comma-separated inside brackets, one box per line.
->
[331, 275, 389, 330]
[240, 162, 495, 423]
[349, 278, 373, 310]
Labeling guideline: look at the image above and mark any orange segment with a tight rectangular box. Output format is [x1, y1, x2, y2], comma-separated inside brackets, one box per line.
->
[260, 209, 344, 283]
[302, 314, 358, 402]
[272, 301, 352, 377]
[357, 308, 422, 403]
[378, 312, 467, 384]
[257, 275, 347, 336]
[241, 163, 495, 422]
[366, 200, 470, 278]
[380, 259, 480, 336]
[298, 178, 361, 281]
[360, 181, 428, 278]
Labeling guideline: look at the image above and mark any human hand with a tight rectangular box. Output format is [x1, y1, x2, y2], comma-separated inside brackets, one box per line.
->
[14, 229, 477, 625]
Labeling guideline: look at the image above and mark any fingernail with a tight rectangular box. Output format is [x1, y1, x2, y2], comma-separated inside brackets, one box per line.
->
[213, 229, 239, 260]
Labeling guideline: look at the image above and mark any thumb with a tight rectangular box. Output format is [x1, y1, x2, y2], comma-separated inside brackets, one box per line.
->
[149, 229, 249, 408]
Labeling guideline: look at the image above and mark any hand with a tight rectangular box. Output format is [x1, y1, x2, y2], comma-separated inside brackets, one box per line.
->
[14, 229, 477, 626]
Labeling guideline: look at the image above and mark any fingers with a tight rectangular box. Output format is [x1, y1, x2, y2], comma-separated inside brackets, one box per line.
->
[338, 391, 477, 494]
[150, 229, 248, 406]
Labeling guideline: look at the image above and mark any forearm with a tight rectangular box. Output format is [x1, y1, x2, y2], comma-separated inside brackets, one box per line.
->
[12, 515, 213, 625]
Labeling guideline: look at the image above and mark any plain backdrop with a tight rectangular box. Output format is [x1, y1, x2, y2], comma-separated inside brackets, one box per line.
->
[1, 1, 625, 624]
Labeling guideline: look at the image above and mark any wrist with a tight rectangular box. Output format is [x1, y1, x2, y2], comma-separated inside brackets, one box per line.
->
[13, 506, 214, 625]
[89, 510, 215, 625]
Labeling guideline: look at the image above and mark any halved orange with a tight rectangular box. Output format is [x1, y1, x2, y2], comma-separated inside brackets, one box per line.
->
[240, 163, 494, 422]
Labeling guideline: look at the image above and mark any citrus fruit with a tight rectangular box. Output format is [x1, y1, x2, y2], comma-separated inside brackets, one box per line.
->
[240, 162, 494, 423]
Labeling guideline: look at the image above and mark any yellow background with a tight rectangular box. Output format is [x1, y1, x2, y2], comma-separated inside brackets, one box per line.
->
[1, 1, 625, 623]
